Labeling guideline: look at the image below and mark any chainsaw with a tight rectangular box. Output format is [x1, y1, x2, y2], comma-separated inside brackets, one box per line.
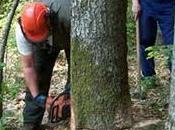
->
[46, 92, 71, 123]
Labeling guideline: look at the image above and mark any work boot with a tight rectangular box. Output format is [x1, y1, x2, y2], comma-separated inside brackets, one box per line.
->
[132, 87, 147, 100]
[21, 124, 34, 130]
[21, 124, 44, 130]
[132, 75, 159, 99]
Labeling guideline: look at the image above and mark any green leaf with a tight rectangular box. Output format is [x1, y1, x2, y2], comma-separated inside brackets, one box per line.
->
[0, 63, 6, 70]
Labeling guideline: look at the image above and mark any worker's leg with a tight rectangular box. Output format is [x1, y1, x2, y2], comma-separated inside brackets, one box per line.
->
[158, 13, 174, 45]
[23, 46, 59, 126]
[158, 10, 174, 70]
[140, 11, 157, 76]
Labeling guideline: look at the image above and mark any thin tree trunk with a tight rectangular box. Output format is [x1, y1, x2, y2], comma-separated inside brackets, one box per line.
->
[71, 0, 132, 129]
[166, 14, 175, 130]
[0, 0, 19, 118]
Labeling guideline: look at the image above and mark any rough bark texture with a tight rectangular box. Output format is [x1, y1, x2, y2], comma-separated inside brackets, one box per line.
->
[0, 0, 19, 118]
[71, 0, 132, 129]
[166, 15, 175, 130]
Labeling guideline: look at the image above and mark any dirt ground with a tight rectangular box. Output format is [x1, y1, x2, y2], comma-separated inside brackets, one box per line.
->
[128, 46, 170, 130]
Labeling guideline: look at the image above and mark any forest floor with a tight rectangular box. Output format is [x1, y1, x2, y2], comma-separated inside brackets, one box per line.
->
[128, 46, 170, 130]
[3, 46, 170, 130]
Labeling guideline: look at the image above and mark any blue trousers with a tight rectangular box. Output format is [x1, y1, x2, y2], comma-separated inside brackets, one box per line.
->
[139, 7, 174, 76]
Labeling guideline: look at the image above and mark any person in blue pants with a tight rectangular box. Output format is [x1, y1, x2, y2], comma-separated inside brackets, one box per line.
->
[132, 0, 174, 79]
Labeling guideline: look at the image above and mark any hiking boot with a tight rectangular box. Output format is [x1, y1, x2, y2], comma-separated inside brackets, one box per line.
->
[131, 87, 147, 100]
[132, 75, 159, 99]
[21, 124, 44, 130]
[21, 124, 34, 130]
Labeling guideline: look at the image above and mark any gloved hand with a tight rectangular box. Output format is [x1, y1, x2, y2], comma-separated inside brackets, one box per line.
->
[132, 0, 141, 20]
[34, 94, 47, 108]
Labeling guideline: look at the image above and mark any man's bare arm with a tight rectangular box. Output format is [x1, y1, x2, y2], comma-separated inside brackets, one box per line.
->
[21, 54, 39, 98]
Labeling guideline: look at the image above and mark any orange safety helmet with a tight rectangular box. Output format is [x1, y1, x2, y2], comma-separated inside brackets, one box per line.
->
[21, 2, 49, 42]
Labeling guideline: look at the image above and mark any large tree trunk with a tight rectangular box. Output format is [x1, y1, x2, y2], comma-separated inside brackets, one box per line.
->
[71, 0, 132, 129]
[0, 0, 19, 118]
[166, 16, 175, 130]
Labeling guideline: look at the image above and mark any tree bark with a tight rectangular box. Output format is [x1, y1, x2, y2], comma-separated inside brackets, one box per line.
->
[166, 54, 175, 130]
[71, 0, 132, 129]
[166, 15, 175, 130]
[166, 14, 175, 129]
[0, 0, 19, 118]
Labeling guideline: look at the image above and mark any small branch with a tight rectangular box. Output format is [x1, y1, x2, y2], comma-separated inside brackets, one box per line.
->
[0, 0, 20, 118]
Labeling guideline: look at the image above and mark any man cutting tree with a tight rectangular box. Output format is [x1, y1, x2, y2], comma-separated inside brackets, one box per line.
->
[15, 0, 70, 129]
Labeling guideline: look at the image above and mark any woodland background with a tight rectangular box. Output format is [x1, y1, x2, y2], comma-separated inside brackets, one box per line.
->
[0, 0, 173, 129]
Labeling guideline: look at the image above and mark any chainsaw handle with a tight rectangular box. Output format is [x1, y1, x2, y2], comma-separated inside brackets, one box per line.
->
[49, 104, 60, 123]
[48, 91, 70, 123]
